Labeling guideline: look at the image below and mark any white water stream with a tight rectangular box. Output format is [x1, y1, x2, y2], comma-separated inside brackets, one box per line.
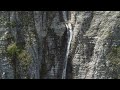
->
[62, 11, 73, 79]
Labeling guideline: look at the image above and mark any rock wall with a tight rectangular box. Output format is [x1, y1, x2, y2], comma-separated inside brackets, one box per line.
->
[0, 11, 120, 79]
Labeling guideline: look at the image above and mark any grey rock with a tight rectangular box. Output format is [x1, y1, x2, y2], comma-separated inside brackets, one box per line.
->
[0, 11, 120, 79]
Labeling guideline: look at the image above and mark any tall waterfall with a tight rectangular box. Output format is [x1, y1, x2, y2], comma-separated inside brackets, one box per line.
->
[62, 11, 73, 79]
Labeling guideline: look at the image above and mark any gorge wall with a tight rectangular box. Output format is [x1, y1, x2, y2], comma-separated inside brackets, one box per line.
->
[0, 11, 120, 79]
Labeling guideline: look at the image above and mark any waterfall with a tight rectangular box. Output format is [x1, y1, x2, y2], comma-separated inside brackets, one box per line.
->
[62, 11, 73, 79]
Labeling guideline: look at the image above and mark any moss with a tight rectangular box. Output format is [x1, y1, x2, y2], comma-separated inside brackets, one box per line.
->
[107, 46, 120, 78]
[7, 43, 20, 57]
[7, 43, 31, 69]
[18, 50, 31, 68]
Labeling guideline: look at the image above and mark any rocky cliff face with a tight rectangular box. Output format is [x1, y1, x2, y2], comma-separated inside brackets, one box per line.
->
[0, 11, 120, 79]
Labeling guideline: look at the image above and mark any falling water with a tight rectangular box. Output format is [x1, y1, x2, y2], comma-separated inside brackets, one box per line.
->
[62, 11, 73, 79]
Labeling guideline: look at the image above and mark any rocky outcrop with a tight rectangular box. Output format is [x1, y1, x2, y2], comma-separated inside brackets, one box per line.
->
[71, 11, 120, 79]
[0, 11, 120, 79]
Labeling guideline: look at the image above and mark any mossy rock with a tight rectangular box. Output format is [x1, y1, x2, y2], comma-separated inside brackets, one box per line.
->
[107, 46, 120, 78]
[18, 50, 31, 67]
[107, 46, 120, 65]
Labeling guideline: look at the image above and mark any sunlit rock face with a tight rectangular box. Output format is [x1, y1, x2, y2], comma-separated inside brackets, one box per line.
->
[71, 11, 120, 79]
[0, 11, 120, 79]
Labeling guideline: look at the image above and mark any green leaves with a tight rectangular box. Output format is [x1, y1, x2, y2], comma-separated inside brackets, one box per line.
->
[7, 43, 31, 68]
[18, 50, 31, 68]
[7, 43, 20, 57]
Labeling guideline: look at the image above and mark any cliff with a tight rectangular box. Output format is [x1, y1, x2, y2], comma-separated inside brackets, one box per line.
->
[0, 11, 120, 79]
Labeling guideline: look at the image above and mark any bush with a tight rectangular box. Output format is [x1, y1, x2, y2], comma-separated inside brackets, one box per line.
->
[18, 50, 31, 67]
[7, 43, 31, 69]
[7, 43, 20, 57]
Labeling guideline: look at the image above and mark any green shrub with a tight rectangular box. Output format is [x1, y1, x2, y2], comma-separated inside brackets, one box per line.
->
[7, 43, 31, 69]
[18, 50, 31, 67]
[7, 43, 20, 57]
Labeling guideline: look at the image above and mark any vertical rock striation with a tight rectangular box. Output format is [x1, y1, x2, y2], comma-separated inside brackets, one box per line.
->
[0, 11, 120, 79]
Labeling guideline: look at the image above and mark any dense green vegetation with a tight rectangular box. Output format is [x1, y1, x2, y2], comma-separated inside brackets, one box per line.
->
[7, 43, 31, 68]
